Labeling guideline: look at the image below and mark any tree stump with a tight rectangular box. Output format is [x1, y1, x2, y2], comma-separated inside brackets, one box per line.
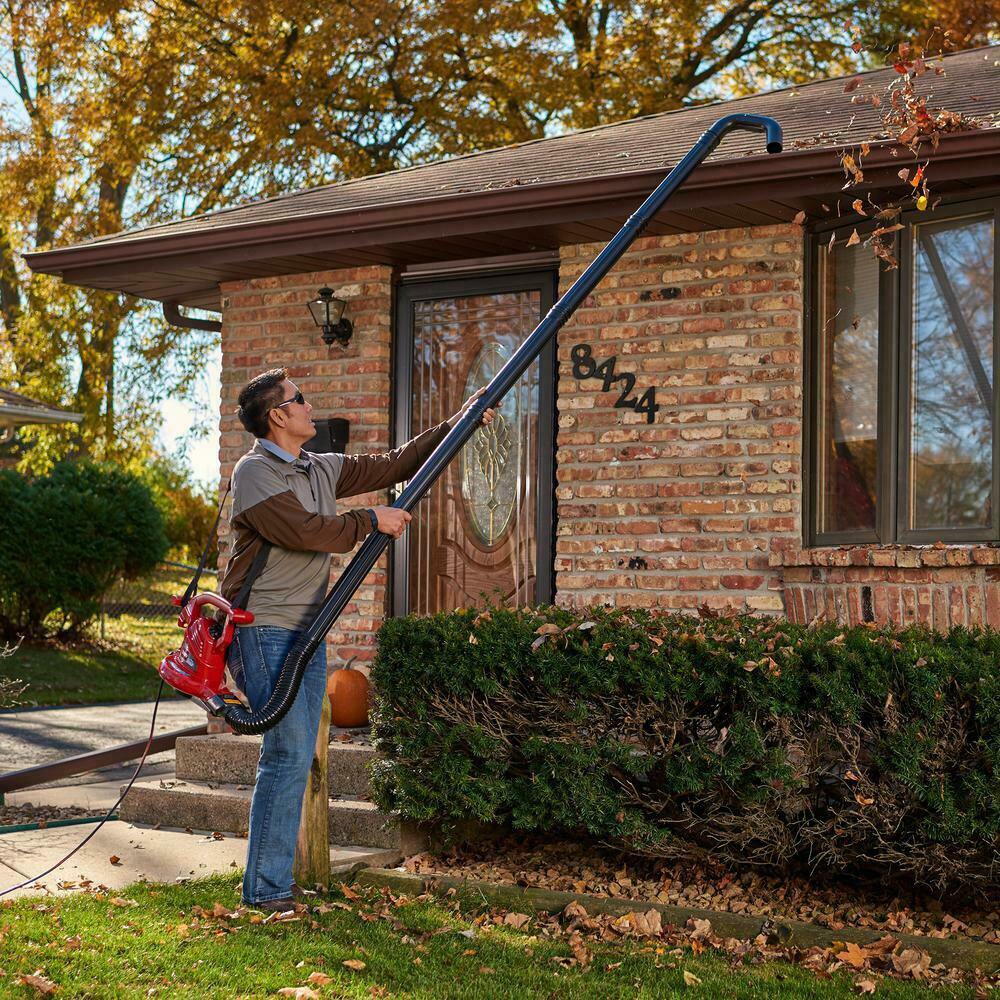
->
[293, 694, 330, 892]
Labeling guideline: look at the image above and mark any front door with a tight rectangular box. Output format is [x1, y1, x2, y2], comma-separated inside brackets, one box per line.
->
[392, 271, 556, 616]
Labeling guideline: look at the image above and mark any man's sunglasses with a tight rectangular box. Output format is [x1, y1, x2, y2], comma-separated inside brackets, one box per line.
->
[274, 390, 306, 409]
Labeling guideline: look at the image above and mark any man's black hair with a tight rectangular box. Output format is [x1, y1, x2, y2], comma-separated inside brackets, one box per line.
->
[237, 367, 288, 438]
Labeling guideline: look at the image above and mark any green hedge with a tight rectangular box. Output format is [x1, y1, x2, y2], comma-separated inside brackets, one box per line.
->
[0, 461, 168, 640]
[370, 606, 1000, 894]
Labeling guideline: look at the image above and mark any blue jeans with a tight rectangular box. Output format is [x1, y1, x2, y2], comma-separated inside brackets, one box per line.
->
[227, 625, 327, 904]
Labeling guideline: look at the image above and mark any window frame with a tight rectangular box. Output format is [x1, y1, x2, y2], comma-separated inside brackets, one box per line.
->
[805, 196, 1000, 547]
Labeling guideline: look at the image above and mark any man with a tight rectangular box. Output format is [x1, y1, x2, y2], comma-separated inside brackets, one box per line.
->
[222, 367, 494, 910]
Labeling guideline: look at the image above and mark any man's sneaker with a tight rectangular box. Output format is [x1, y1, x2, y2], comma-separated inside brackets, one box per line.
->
[252, 897, 296, 914]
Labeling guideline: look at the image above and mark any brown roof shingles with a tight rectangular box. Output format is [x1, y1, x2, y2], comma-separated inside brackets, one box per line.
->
[47, 46, 1000, 252]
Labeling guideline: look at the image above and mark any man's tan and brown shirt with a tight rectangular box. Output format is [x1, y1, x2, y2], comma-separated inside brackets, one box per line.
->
[221, 421, 450, 630]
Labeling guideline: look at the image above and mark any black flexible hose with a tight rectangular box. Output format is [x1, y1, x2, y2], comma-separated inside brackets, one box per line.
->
[224, 112, 784, 736]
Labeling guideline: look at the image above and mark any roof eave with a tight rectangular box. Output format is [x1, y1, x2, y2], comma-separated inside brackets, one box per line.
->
[0, 405, 83, 425]
[23, 128, 1000, 281]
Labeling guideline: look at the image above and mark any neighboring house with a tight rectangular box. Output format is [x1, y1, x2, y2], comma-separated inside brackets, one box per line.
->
[24, 45, 1000, 652]
[0, 388, 82, 468]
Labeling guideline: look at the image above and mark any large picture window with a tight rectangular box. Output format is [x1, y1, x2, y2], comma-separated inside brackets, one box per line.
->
[808, 202, 998, 545]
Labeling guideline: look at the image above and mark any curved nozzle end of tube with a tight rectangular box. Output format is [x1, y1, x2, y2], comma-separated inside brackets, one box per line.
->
[707, 113, 783, 156]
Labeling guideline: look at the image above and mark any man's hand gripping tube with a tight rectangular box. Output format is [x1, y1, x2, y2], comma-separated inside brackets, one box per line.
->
[221, 113, 783, 736]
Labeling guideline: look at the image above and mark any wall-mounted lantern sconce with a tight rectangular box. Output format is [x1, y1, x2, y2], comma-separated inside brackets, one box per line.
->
[307, 287, 354, 347]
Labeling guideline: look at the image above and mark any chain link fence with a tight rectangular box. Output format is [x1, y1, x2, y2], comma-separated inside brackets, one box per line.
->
[98, 561, 219, 646]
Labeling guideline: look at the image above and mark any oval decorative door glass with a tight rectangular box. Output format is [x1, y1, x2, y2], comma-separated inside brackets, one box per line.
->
[461, 344, 519, 546]
[406, 287, 541, 614]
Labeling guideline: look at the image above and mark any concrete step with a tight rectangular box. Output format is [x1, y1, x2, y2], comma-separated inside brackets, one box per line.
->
[175, 731, 375, 797]
[119, 777, 402, 851]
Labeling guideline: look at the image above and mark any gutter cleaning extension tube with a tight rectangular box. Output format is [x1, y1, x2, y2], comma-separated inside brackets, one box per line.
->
[222, 113, 784, 736]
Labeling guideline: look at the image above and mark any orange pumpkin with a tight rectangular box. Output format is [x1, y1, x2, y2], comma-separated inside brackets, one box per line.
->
[327, 658, 370, 728]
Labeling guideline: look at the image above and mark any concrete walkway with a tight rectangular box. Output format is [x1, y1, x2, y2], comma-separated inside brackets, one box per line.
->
[0, 821, 394, 901]
[0, 821, 247, 900]
[0, 699, 206, 771]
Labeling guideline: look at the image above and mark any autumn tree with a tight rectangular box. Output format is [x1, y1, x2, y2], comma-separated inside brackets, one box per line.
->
[1, 0, 993, 469]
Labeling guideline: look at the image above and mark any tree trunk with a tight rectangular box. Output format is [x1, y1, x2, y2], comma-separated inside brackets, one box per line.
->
[294, 693, 331, 892]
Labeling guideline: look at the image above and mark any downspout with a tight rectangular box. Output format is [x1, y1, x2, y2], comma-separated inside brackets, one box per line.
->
[163, 301, 222, 333]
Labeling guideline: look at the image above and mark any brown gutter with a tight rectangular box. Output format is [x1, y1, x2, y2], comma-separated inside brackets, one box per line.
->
[23, 129, 1000, 280]
[163, 301, 222, 333]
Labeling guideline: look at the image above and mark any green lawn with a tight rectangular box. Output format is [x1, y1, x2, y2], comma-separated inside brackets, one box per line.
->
[0, 564, 215, 708]
[0, 875, 978, 998]
[1, 615, 180, 708]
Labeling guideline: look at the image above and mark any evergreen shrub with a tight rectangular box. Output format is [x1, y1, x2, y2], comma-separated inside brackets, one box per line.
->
[0, 461, 168, 639]
[370, 606, 1000, 894]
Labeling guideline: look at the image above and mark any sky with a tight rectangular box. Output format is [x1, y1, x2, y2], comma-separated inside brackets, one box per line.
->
[156, 345, 222, 489]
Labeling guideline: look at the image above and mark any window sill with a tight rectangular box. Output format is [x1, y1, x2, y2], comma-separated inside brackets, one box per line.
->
[770, 544, 1000, 569]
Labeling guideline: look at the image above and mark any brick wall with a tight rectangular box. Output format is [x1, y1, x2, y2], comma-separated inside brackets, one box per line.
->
[217, 266, 393, 672]
[774, 545, 1000, 628]
[554, 225, 803, 614]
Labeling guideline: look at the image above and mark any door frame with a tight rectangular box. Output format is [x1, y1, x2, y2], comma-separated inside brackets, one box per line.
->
[390, 268, 558, 617]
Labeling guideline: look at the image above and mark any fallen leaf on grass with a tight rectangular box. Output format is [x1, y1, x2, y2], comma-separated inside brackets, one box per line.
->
[17, 971, 58, 995]
[109, 897, 135, 908]
[277, 989, 319, 999]
[683, 970, 702, 986]
[855, 979, 877, 994]
[613, 909, 662, 937]
[891, 947, 931, 978]
[836, 941, 868, 969]
[63, 935, 82, 951]
[305, 972, 332, 986]
[502, 912, 531, 929]
[339, 882, 361, 901]
[342, 959, 367, 971]
[688, 918, 712, 941]
[568, 929, 592, 967]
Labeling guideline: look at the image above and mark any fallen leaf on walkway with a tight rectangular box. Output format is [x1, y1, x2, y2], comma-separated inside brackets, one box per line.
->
[109, 856, 121, 866]
[17, 971, 57, 995]
[342, 959, 366, 971]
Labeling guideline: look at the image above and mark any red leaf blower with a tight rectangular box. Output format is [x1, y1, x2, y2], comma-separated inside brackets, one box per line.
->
[159, 593, 253, 714]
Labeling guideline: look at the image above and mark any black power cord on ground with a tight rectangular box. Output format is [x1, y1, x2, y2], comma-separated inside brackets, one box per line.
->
[0, 680, 166, 899]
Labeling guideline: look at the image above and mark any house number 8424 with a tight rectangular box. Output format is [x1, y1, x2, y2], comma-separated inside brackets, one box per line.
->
[570, 344, 660, 423]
